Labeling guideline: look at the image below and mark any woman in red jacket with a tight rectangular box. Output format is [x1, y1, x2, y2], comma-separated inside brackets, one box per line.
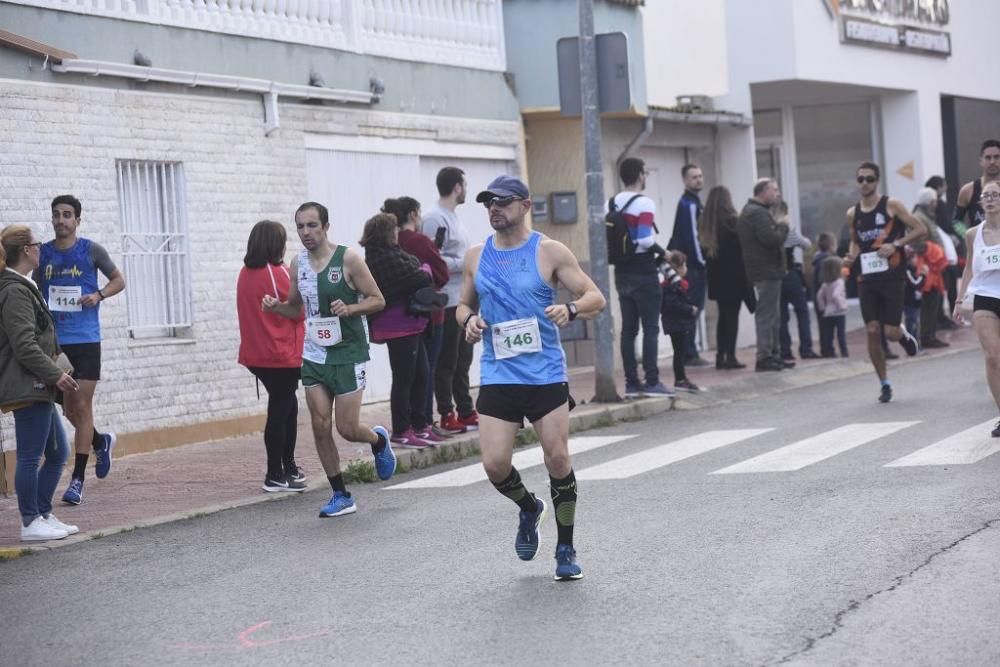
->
[237, 220, 306, 492]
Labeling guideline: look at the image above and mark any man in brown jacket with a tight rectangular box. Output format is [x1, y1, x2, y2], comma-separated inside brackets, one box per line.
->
[737, 179, 789, 372]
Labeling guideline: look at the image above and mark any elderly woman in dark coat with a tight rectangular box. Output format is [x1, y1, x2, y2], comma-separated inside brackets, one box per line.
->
[700, 186, 754, 369]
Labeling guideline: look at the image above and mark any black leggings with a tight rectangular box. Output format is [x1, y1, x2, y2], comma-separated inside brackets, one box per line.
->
[386, 333, 429, 435]
[248, 366, 300, 480]
[715, 299, 741, 361]
[669, 330, 688, 384]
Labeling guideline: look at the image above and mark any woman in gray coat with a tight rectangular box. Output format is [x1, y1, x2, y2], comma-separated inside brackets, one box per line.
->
[0, 225, 80, 541]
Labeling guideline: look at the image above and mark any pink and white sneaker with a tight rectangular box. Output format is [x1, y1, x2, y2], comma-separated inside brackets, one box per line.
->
[414, 429, 446, 444]
[390, 429, 434, 449]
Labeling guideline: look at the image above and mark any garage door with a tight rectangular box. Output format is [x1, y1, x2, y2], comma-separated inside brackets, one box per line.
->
[305, 138, 514, 403]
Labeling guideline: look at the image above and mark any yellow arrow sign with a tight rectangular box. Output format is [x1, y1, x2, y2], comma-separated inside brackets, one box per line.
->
[897, 161, 915, 180]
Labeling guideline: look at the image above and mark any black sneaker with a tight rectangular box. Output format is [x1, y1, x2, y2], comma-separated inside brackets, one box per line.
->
[755, 358, 783, 372]
[287, 465, 307, 484]
[878, 384, 893, 404]
[992, 420, 1000, 438]
[263, 476, 306, 493]
[898, 326, 918, 357]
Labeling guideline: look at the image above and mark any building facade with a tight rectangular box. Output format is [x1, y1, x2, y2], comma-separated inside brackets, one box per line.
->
[0, 0, 522, 476]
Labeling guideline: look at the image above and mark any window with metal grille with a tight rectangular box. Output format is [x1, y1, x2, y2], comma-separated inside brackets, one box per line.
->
[115, 160, 193, 339]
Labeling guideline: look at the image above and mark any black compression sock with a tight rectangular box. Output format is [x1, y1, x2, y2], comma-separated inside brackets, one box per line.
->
[328, 474, 349, 496]
[370, 430, 386, 455]
[491, 467, 537, 513]
[72, 453, 88, 481]
[550, 470, 578, 547]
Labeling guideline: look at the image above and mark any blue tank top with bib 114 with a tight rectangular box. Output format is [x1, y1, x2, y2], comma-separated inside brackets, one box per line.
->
[475, 231, 567, 386]
[38, 238, 101, 344]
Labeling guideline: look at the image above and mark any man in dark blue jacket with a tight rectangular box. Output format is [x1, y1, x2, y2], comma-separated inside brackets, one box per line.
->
[668, 164, 708, 366]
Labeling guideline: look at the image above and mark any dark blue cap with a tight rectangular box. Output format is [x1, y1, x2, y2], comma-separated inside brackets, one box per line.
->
[475, 175, 530, 203]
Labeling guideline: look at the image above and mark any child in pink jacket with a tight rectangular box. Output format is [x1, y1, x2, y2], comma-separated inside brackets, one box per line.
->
[815, 255, 848, 358]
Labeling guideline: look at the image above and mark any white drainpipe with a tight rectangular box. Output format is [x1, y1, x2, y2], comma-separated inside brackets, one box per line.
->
[51, 59, 378, 136]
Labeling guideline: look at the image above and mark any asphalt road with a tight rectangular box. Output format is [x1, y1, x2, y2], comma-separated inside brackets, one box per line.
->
[2, 349, 998, 666]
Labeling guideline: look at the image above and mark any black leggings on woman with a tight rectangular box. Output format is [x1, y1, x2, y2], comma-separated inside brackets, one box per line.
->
[715, 299, 741, 362]
[386, 333, 429, 435]
[248, 366, 300, 480]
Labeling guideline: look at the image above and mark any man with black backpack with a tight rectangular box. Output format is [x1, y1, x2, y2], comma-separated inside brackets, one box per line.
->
[608, 157, 672, 397]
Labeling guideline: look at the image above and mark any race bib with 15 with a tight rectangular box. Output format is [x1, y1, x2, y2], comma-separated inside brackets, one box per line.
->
[980, 245, 1000, 271]
[860, 251, 889, 275]
[306, 316, 342, 347]
[492, 317, 542, 360]
[49, 285, 82, 312]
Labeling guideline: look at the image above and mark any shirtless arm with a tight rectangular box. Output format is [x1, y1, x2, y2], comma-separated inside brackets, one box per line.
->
[843, 208, 860, 267]
[881, 198, 927, 257]
[262, 255, 305, 319]
[953, 226, 978, 319]
[457, 245, 485, 344]
[338, 247, 385, 317]
[541, 239, 606, 327]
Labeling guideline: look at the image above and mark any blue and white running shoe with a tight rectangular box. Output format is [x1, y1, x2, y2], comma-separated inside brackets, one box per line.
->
[554, 544, 583, 581]
[319, 491, 356, 518]
[371, 425, 396, 481]
[515, 497, 546, 561]
[62, 478, 84, 505]
[94, 432, 116, 479]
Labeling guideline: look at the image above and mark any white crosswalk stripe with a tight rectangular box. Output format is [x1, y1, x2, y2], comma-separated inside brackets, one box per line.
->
[576, 429, 773, 480]
[385, 435, 635, 489]
[711, 422, 919, 474]
[884, 419, 1000, 467]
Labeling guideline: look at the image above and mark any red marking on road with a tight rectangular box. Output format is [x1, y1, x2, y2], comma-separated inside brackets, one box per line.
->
[174, 620, 331, 652]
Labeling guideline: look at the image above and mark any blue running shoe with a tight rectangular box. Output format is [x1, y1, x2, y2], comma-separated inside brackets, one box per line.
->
[554, 543, 583, 581]
[371, 425, 396, 481]
[515, 497, 546, 561]
[62, 478, 84, 506]
[94, 432, 116, 479]
[319, 491, 356, 518]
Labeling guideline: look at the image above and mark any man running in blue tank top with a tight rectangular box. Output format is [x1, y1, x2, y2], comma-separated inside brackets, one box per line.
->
[457, 175, 606, 581]
[36, 195, 126, 506]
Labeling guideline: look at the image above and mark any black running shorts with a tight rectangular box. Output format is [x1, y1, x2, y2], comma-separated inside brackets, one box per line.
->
[61, 342, 101, 381]
[476, 382, 575, 425]
[973, 295, 1000, 317]
[858, 280, 904, 327]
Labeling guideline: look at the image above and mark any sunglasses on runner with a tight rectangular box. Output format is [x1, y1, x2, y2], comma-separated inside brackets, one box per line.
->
[857, 176, 878, 184]
[482, 195, 522, 209]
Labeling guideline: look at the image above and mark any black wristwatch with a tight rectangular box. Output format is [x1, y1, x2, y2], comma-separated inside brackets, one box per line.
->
[566, 302, 578, 321]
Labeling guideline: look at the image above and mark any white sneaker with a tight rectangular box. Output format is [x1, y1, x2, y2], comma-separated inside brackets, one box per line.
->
[21, 516, 68, 542]
[44, 514, 79, 535]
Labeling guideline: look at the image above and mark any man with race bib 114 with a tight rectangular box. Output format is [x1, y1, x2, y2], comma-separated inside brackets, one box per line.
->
[35, 195, 125, 506]
[843, 163, 926, 404]
[458, 175, 606, 581]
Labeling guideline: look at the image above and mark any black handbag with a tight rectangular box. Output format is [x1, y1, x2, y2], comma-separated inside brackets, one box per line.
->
[407, 287, 448, 316]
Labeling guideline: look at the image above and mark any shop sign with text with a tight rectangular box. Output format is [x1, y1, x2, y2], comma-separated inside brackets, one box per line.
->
[830, 0, 951, 57]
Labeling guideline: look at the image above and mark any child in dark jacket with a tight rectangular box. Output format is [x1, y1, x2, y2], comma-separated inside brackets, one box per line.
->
[660, 251, 701, 392]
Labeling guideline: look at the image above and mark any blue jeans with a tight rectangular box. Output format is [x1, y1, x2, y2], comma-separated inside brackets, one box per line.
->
[14, 401, 69, 527]
[684, 264, 706, 359]
[616, 270, 661, 386]
[780, 268, 815, 357]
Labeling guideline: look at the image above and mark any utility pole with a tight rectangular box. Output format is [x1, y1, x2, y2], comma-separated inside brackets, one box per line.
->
[578, 0, 619, 402]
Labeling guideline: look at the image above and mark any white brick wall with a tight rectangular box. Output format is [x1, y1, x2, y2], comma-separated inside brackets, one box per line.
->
[0, 79, 521, 450]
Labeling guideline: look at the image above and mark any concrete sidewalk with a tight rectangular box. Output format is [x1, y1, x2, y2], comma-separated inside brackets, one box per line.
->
[0, 322, 980, 554]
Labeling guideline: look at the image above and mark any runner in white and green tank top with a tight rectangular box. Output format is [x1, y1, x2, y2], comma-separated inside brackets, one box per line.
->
[298, 244, 370, 392]
[262, 202, 396, 518]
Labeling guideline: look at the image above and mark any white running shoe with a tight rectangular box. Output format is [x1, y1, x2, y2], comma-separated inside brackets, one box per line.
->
[21, 516, 68, 542]
[44, 514, 79, 535]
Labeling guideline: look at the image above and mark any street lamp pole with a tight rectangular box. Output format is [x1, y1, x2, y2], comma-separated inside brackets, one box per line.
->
[578, 0, 619, 402]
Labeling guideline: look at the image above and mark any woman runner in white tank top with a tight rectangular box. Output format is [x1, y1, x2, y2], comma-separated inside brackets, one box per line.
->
[954, 180, 1000, 436]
